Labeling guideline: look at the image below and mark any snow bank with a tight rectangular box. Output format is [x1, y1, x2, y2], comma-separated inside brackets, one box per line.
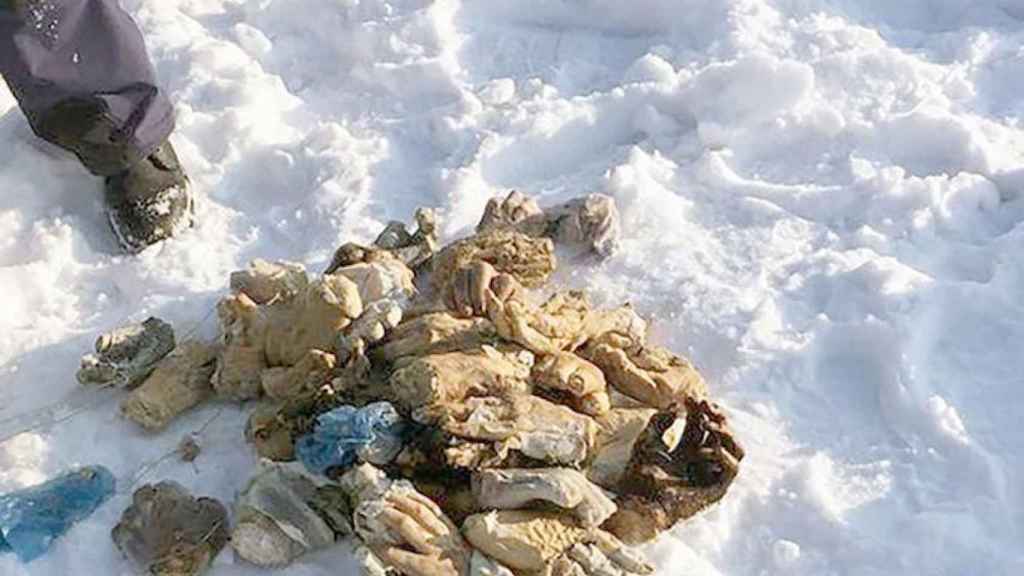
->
[2, 0, 1024, 574]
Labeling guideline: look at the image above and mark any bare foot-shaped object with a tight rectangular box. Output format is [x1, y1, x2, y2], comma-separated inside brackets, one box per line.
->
[77, 317, 175, 389]
[112, 482, 229, 576]
[603, 398, 745, 544]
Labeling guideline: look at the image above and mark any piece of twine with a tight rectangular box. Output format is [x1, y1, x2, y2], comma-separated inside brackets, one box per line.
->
[117, 406, 225, 495]
[0, 301, 219, 446]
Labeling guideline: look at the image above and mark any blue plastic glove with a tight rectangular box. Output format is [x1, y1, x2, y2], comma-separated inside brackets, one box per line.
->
[0, 466, 116, 562]
[296, 402, 408, 476]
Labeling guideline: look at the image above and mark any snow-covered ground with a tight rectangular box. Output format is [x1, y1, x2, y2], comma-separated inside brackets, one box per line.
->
[2, 0, 1024, 574]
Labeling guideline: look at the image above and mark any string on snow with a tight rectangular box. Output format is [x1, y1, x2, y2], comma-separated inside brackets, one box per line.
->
[117, 407, 226, 495]
[0, 302, 219, 446]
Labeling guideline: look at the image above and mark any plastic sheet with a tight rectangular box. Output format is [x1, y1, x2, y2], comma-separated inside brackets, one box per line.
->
[0, 466, 116, 562]
[296, 402, 407, 475]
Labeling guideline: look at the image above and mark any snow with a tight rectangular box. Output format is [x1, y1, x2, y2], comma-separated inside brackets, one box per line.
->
[2, 0, 1024, 574]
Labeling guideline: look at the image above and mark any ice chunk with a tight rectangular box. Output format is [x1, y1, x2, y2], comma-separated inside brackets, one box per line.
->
[295, 402, 408, 475]
[0, 466, 115, 562]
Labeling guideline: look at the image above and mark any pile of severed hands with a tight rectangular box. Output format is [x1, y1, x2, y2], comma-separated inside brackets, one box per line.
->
[82, 189, 744, 576]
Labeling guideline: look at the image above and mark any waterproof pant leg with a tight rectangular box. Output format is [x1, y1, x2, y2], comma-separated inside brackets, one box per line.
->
[0, 0, 173, 176]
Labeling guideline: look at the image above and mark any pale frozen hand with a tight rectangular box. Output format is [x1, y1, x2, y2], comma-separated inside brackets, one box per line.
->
[390, 346, 533, 420]
[442, 260, 523, 319]
[345, 465, 471, 576]
[437, 395, 597, 466]
[120, 340, 217, 430]
[473, 467, 618, 527]
[430, 229, 556, 292]
[533, 352, 612, 416]
[548, 193, 621, 258]
[374, 312, 497, 362]
[462, 510, 650, 575]
[582, 341, 707, 409]
[230, 259, 309, 304]
[339, 300, 404, 365]
[477, 190, 546, 235]
[547, 530, 654, 576]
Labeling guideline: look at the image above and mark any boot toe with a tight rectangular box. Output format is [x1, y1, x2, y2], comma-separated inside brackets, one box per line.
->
[106, 182, 194, 253]
[104, 142, 194, 253]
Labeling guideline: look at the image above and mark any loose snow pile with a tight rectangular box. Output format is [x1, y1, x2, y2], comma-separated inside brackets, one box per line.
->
[1, 0, 1023, 574]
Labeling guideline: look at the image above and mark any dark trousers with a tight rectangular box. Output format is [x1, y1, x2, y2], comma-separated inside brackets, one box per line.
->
[0, 0, 173, 175]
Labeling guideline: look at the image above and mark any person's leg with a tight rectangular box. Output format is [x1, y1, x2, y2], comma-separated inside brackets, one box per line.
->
[0, 0, 192, 252]
[0, 0, 174, 176]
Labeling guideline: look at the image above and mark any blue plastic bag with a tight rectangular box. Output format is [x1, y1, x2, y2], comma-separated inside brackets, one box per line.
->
[0, 466, 116, 562]
[296, 402, 407, 475]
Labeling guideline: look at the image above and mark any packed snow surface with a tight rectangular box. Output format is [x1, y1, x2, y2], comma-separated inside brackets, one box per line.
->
[2, 0, 1024, 574]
